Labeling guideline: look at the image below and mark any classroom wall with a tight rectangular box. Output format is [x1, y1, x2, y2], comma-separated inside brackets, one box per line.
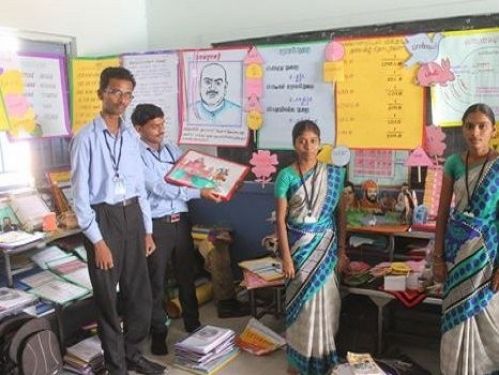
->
[147, 0, 499, 48]
[0, 0, 148, 55]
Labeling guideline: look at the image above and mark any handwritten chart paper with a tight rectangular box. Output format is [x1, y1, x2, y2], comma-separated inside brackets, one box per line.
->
[257, 42, 335, 150]
[122, 52, 180, 143]
[69, 57, 120, 134]
[431, 28, 499, 127]
[17, 53, 70, 138]
[336, 36, 424, 149]
[179, 48, 249, 147]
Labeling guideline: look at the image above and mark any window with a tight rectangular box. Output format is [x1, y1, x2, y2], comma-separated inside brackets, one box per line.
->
[0, 28, 75, 190]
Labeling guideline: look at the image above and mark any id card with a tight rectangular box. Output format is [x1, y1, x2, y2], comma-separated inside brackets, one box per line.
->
[113, 176, 126, 198]
[304, 215, 317, 224]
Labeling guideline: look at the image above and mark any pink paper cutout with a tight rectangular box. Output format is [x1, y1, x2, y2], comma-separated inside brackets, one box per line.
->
[245, 78, 263, 97]
[424, 125, 446, 158]
[249, 150, 279, 187]
[406, 147, 434, 167]
[324, 41, 345, 62]
[245, 94, 263, 112]
[416, 59, 455, 87]
[4, 94, 30, 117]
[244, 46, 264, 65]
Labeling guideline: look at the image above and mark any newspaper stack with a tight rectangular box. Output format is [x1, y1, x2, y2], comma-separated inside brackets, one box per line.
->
[174, 325, 239, 375]
[236, 318, 286, 355]
[63, 335, 104, 375]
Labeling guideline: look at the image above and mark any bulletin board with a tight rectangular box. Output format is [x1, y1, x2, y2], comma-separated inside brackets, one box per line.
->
[216, 14, 499, 183]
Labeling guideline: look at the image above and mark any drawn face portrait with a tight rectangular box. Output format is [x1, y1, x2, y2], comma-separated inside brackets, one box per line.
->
[199, 63, 228, 109]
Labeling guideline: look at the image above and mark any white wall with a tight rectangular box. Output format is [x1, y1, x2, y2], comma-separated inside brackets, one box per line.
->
[147, 0, 499, 49]
[0, 0, 148, 55]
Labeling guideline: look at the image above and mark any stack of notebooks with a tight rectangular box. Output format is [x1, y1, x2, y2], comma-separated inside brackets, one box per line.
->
[238, 257, 284, 289]
[174, 325, 239, 375]
[0, 287, 38, 319]
[64, 335, 104, 375]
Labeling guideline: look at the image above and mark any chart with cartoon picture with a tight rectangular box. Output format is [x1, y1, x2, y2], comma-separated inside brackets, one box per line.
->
[165, 150, 249, 201]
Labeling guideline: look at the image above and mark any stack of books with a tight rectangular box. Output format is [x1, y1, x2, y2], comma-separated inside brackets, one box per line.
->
[238, 257, 284, 289]
[174, 325, 239, 375]
[0, 287, 38, 319]
[236, 317, 286, 355]
[63, 335, 104, 375]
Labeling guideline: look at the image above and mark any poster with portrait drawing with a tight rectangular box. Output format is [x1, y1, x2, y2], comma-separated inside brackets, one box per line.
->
[179, 47, 249, 147]
[165, 150, 249, 201]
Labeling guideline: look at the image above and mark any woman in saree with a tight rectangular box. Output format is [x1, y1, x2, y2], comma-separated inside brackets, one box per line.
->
[434, 103, 499, 374]
[275, 120, 348, 375]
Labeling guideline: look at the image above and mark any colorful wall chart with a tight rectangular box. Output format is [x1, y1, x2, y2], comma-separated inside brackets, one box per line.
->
[0, 52, 35, 135]
[257, 42, 335, 150]
[335, 36, 425, 149]
[431, 28, 499, 127]
[179, 47, 249, 147]
[16, 53, 71, 139]
[122, 51, 179, 143]
[69, 56, 120, 134]
[348, 149, 409, 186]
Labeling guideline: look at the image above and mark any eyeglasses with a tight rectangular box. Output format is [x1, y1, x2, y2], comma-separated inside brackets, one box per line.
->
[104, 88, 134, 101]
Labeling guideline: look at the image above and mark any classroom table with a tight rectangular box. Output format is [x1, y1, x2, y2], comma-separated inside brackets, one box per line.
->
[341, 286, 442, 354]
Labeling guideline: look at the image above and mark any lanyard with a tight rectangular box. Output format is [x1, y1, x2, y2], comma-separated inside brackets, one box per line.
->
[298, 162, 318, 216]
[465, 150, 489, 212]
[103, 130, 123, 178]
[147, 145, 176, 164]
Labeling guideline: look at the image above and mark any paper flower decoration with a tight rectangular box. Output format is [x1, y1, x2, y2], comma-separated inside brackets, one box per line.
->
[249, 150, 279, 187]
[424, 124, 446, 159]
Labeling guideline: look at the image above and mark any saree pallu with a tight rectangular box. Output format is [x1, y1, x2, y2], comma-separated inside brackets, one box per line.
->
[285, 163, 344, 375]
[441, 157, 499, 375]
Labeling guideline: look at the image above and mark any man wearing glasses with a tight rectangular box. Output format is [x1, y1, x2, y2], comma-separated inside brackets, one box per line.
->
[71, 67, 165, 375]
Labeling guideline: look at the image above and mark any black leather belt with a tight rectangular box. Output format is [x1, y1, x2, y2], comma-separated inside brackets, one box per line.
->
[153, 212, 186, 223]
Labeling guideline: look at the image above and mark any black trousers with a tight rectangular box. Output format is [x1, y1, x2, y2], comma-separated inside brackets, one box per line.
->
[84, 202, 152, 375]
[149, 213, 199, 333]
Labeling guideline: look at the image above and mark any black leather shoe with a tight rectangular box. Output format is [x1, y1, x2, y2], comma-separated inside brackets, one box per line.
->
[151, 331, 168, 356]
[217, 299, 251, 318]
[126, 356, 166, 374]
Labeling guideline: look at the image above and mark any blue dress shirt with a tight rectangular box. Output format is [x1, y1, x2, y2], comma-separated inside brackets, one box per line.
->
[70, 115, 152, 244]
[138, 141, 200, 218]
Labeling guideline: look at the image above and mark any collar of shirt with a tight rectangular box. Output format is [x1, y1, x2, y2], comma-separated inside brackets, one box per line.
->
[198, 100, 229, 119]
[93, 114, 131, 136]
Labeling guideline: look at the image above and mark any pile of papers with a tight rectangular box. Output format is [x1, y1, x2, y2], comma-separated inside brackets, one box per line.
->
[0, 287, 38, 319]
[236, 318, 286, 355]
[21, 247, 92, 305]
[64, 335, 104, 375]
[0, 230, 45, 248]
[174, 325, 239, 375]
[345, 352, 385, 375]
[238, 257, 284, 282]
